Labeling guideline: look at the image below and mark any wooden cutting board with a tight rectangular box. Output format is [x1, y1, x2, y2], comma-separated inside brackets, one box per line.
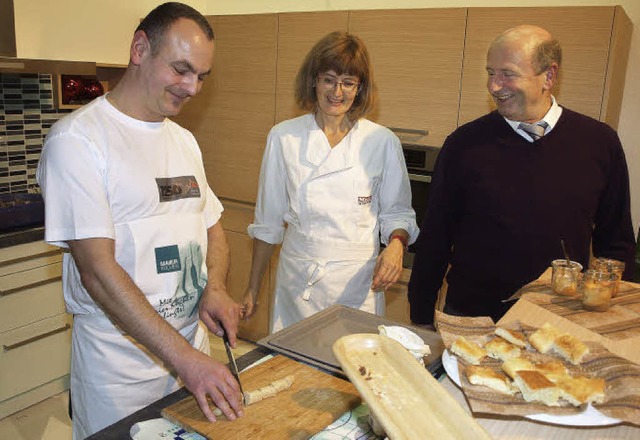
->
[161, 355, 361, 439]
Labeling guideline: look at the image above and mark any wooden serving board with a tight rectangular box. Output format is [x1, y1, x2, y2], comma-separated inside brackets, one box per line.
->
[333, 334, 492, 440]
[161, 355, 361, 439]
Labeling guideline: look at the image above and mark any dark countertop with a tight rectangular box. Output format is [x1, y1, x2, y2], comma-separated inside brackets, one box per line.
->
[86, 346, 272, 440]
[0, 226, 45, 249]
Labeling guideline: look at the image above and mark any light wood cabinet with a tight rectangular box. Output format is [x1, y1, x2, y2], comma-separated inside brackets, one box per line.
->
[0, 241, 69, 418]
[173, 14, 278, 204]
[181, 5, 631, 333]
[349, 9, 467, 147]
[385, 268, 412, 325]
[275, 11, 349, 124]
[220, 201, 274, 341]
[459, 6, 632, 129]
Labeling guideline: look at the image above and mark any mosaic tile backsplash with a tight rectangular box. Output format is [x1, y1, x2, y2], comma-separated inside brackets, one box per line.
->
[0, 73, 72, 194]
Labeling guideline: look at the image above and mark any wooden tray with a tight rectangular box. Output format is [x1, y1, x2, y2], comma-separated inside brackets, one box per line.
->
[161, 355, 361, 439]
[333, 334, 491, 440]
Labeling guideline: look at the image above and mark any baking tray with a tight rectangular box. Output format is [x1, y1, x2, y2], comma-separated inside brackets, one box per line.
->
[257, 304, 444, 377]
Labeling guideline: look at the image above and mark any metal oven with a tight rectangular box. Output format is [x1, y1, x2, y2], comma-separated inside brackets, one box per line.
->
[402, 143, 440, 259]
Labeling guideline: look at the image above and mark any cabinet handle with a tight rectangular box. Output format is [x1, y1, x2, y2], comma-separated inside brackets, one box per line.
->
[0, 249, 63, 268]
[3, 323, 71, 352]
[0, 275, 62, 297]
[408, 173, 432, 183]
[388, 127, 429, 137]
[217, 196, 256, 207]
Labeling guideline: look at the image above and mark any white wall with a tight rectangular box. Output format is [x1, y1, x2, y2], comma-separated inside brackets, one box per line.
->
[12, 0, 640, 237]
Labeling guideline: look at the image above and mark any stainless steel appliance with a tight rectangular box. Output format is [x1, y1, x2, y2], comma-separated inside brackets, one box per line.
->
[402, 143, 440, 252]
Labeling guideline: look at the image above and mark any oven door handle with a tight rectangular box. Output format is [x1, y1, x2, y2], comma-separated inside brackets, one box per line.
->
[408, 173, 432, 183]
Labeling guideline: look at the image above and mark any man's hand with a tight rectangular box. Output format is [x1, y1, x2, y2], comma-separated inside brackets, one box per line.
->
[175, 348, 244, 422]
[199, 286, 242, 347]
[371, 239, 404, 291]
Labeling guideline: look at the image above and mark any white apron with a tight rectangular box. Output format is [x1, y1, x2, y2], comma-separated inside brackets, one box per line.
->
[271, 227, 385, 333]
[70, 213, 210, 439]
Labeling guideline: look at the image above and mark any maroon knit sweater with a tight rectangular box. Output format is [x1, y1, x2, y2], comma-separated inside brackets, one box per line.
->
[408, 108, 635, 325]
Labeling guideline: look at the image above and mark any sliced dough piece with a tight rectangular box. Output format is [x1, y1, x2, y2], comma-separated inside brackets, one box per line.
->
[513, 370, 560, 406]
[450, 336, 487, 365]
[466, 365, 517, 395]
[484, 336, 521, 361]
[501, 357, 535, 380]
[556, 375, 605, 406]
[529, 323, 561, 354]
[494, 327, 528, 348]
[551, 334, 589, 365]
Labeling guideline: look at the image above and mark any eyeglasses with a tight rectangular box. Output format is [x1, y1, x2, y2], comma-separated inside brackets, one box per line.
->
[317, 74, 360, 93]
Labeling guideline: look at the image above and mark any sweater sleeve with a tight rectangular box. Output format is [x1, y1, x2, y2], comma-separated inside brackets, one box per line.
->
[591, 129, 636, 280]
[407, 136, 458, 325]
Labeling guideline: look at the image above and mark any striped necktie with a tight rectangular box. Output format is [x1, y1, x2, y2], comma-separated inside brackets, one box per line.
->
[518, 121, 548, 141]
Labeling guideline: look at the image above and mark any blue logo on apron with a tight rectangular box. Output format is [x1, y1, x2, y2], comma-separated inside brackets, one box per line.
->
[155, 245, 182, 274]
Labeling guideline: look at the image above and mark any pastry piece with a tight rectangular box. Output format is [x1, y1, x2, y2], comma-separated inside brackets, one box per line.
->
[484, 336, 521, 361]
[466, 365, 516, 395]
[551, 334, 589, 365]
[513, 370, 560, 406]
[534, 360, 569, 383]
[501, 357, 535, 380]
[243, 375, 295, 406]
[529, 323, 561, 353]
[494, 327, 528, 348]
[450, 336, 487, 365]
[556, 375, 605, 406]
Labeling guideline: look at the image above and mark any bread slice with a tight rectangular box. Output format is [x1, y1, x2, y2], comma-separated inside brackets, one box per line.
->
[534, 360, 569, 383]
[529, 323, 561, 353]
[556, 375, 605, 406]
[552, 334, 589, 365]
[450, 336, 487, 365]
[484, 337, 521, 361]
[513, 370, 560, 406]
[466, 365, 516, 395]
[494, 327, 528, 348]
[502, 357, 535, 380]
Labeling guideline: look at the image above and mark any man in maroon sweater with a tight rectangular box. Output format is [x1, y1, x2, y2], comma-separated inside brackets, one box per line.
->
[408, 25, 635, 326]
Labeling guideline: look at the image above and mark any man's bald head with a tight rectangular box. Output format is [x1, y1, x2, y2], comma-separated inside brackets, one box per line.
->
[491, 25, 562, 75]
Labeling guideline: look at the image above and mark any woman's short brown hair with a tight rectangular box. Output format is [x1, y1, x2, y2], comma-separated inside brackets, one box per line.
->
[294, 31, 376, 121]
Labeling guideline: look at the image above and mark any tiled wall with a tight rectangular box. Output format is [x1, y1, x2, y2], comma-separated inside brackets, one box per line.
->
[0, 73, 72, 195]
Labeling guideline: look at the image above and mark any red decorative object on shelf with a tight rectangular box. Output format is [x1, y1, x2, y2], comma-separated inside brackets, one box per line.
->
[58, 75, 105, 108]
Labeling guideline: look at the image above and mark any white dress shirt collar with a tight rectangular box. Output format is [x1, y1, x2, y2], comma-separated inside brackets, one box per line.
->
[504, 95, 563, 142]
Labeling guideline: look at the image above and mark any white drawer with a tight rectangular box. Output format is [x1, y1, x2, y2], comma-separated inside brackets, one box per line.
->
[0, 277, 64, 334]
[0, 313, 72, 402]
[0, 250, 63, 278]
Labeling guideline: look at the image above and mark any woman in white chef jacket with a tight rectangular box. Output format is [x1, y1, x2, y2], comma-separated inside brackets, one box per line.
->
[242, 31, 419, 332]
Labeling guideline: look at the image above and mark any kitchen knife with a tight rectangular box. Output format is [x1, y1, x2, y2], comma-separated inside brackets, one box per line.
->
[222, 330, 246, 404]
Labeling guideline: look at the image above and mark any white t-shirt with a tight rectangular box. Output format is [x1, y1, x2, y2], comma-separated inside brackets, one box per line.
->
[37, 95, 223, 317]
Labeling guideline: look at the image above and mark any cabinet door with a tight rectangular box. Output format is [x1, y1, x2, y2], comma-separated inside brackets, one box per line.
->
[385, 268, 412, 325]
[0, 313, 72, 402]
[459, 6, 615, 126]
[349, 9, 467, 147]
[172, 14, 278, 204]
[275, 11, 349, 124]
[221, 201, 271, 341]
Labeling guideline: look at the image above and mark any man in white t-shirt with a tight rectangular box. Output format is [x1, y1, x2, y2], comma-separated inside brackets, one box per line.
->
[36, 3, 244, 438]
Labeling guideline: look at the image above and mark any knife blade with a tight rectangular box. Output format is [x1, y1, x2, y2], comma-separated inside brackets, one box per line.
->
[222, 330, 246, 405]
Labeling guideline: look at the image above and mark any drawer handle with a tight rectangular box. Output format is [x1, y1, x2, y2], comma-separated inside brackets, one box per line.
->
[0, 275, 62, 297]
[388, 127, 429, 137]
[0, 249, 62, 268]
[3, 323, 71, 352]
